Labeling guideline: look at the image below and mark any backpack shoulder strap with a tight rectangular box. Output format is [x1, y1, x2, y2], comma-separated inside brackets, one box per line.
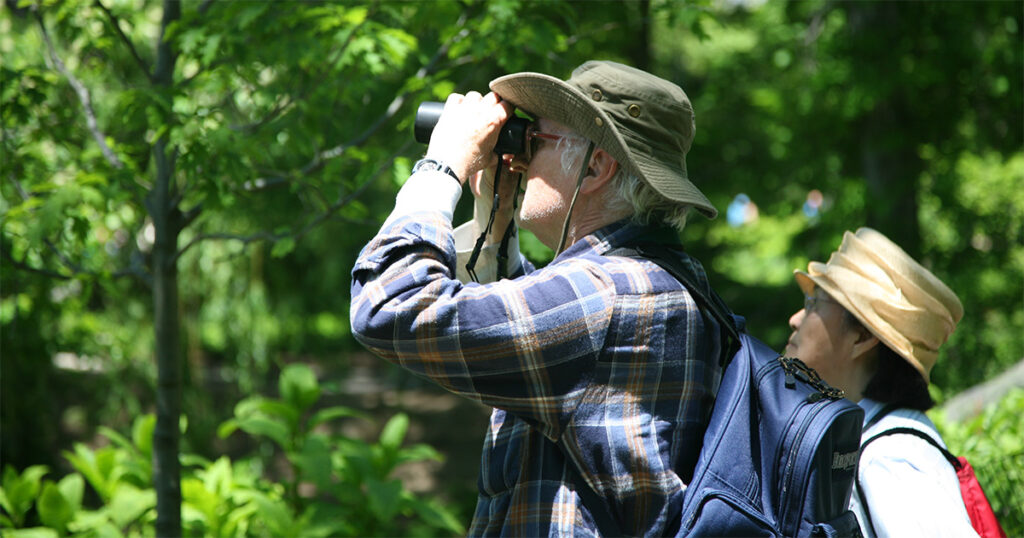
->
[606, 244, 740, 366]
[855, 421, 962, 536]
[861, 427, 961, 469]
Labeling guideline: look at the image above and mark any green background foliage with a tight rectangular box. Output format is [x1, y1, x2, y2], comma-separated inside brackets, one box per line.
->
[2, 0, 1021, 535]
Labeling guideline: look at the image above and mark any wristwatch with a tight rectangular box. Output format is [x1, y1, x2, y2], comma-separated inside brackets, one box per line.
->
[412, 158, 461, 184]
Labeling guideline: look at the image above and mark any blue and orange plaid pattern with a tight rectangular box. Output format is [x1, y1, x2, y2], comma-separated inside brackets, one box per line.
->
[351, 213, 724, 536]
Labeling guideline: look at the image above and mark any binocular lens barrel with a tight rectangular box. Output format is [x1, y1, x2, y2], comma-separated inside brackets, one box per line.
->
[414, 101, 531, 156]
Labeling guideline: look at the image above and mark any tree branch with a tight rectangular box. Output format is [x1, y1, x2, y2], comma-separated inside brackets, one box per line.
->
[2, 249, 74, 280]
[5, 175, 152, 285]
[941, 357, 1024, 423]
[173, 8, 469, 261]
[300, 24, 469, 178]
[227, 5, 376, 134]
[34, 8, 125, 170]
[173, 140, 412, 263]
[94, 0, 153, 82]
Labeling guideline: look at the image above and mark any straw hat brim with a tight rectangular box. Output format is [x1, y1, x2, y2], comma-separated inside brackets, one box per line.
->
[795, 267, 930, 382]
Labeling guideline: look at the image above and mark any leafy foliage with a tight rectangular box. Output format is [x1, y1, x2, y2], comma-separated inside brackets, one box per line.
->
[932, 389, 1024, 536]
[1, 0, 1021, 534]
[0, 365, 463, 537]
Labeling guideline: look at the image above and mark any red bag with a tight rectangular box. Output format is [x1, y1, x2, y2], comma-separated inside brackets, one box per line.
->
[859, 427, 1007, 538]
[955, 456, 1007, 538]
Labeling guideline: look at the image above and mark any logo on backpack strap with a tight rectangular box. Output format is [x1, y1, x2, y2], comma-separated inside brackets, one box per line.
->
[832, 450, 859, 471]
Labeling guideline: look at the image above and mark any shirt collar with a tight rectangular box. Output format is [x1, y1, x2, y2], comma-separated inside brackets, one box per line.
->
[552, 219, 682, 262]
[858, 397, 887, 428]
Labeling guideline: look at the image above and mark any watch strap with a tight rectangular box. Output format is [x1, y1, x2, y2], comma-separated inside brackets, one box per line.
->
[413, 158, 461, 184]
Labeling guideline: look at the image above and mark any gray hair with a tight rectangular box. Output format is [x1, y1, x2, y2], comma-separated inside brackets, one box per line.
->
[559, 136, 691, 233]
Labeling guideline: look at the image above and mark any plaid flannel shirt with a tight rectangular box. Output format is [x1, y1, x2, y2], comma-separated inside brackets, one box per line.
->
[350, 178, 723, 536]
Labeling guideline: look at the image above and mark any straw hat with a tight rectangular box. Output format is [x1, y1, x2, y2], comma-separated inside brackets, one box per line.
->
[489, 60, 717, 218]
[794, 228, 963, 382]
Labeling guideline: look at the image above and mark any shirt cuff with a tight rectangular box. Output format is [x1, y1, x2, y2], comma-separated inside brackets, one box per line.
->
[383, 170, 463, 227]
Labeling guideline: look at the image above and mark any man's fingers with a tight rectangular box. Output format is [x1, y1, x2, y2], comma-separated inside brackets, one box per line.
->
[444, 93, 464, 107]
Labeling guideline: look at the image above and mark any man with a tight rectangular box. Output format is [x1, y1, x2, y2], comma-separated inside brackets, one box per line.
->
[350, 61, 726, 536]
[786, 227, 977, 537]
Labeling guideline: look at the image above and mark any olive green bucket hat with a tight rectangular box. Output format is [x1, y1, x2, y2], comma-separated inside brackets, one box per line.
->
[489, 60, 717, 218]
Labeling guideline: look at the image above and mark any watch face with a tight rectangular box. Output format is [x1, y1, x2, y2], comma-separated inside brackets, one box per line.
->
[415, 160, 440, 173]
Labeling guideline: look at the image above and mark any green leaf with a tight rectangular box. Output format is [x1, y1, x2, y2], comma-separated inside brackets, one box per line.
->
[201, 457, 233, 497]
[202, 34, 223, 65]
[57, 474, 84, 514]
[396, 443, 443, 466]
[107, 484, 155, 527]
[236, 415, 291, 448]
[182, 477, 217, 525]
[217, 418, 241, 439]
[270, 237, 296, 258]
[64, 449, 108, 503]
[378, 413, 409, 452]
[98, 426, 135, 455]
[294, 435, 333, 489]
[408, 496, 466, 534]
[223, 502, 259, 537]
[307, 406, 368, 429]
[365, 477, 402, 521]
[279, 364, 320, 412]
[37, 482, 73, 533]
[2, 465, 49, 525]
[250, 399, 301, 423]
[241, 491, 294, 537]
[0, 472, 17, 523]
[132, 414, 157, 459]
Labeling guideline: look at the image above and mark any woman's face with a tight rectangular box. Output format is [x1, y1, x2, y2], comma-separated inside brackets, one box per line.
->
[785, 288, 864, 391]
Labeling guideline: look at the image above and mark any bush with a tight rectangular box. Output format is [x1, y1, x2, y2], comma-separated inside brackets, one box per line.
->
[0, 364, 464, 537]
[931, 388, 1024, 536]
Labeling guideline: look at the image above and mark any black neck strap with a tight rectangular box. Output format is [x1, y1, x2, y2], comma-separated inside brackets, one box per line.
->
[555, 141, 596, 255]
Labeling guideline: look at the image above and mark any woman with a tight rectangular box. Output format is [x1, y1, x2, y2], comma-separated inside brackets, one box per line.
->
[785, 227, 977, 537]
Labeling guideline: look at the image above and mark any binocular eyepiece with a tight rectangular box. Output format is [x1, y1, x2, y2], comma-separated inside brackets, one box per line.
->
[414, 101, 531, 156]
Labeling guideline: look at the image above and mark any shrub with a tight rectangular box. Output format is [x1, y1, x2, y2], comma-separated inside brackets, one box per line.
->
[930, 388, 1024, 536]
[0, 364, 464, 537]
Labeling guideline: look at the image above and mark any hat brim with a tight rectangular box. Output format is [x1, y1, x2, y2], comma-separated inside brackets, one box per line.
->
[490, 72, 717, 218]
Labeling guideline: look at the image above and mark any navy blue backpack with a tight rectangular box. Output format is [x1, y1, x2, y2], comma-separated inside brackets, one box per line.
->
[587, 244, 865, 537]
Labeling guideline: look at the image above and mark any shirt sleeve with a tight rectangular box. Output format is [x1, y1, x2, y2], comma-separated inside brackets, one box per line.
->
[350, 175, 615, 439]
[855, 435, 979, 538]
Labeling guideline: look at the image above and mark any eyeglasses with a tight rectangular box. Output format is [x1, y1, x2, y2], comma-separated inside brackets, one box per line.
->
[803, 293, 838, 313]
[524, 129, 567, 162]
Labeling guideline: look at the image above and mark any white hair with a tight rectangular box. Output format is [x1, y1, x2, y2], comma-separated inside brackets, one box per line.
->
[558, 136, 691, 233]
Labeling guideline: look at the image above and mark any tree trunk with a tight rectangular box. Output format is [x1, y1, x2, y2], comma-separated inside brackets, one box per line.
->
[633, 0, 651, 71]
[151, 1, 181, 536]
[860, 103, 922, 258]
[843, 2, 923, 257]
[941, 357, 1024, 423]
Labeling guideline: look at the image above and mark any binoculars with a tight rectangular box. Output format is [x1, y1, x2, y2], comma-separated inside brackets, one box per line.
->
[414, 101, 531, 156]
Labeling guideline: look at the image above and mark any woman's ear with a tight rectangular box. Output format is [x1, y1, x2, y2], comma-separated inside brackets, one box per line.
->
[580, 148, 619, 194]
[851, 326, 881, 361]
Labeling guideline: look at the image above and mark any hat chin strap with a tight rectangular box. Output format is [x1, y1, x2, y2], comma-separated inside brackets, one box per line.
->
[555, 141, 596, 255]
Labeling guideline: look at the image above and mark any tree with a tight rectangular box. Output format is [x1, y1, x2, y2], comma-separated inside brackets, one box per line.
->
[4, 0, 472, 533]
[5, 0, 1018, 533]
[4, 0, 689, 532]
[650, 0, 1022, 389]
